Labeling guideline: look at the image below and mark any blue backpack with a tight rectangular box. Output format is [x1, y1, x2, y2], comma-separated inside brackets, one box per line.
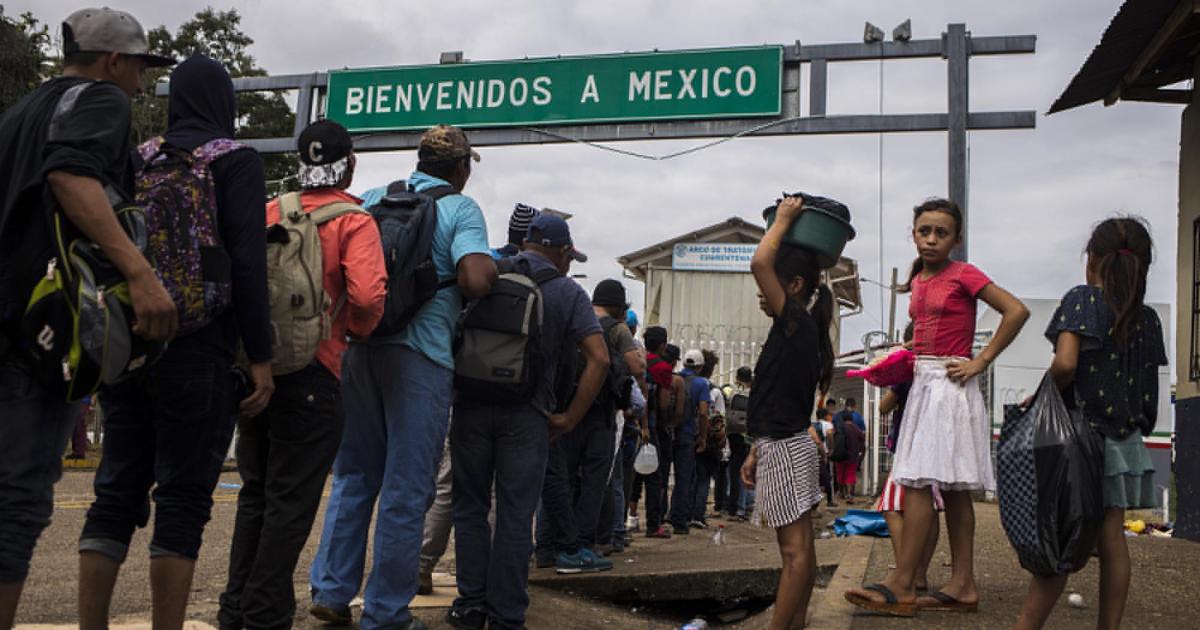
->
[367, 180, 456, 337]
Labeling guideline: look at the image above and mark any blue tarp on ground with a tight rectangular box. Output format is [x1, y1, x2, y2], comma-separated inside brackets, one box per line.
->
[832, 509, 890, 537]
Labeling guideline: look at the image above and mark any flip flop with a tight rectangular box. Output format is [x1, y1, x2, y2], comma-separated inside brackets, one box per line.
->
[844, 583, 918, 618]
[916, 590, 979, 613]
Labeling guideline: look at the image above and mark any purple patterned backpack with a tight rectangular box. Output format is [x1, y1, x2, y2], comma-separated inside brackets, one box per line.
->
[135, 137, 244, 334]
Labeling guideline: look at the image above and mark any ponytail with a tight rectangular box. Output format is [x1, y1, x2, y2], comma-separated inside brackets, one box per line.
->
[1086, 217, 1153, 346]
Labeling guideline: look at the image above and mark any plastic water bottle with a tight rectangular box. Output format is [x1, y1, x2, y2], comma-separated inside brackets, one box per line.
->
[710, 524, 726, 546]
[681, 619, 709, 630]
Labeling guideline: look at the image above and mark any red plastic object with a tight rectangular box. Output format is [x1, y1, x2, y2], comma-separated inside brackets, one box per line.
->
[846, 348, 915, 387]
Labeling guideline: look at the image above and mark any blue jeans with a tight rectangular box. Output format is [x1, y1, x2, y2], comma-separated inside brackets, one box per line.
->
[668, 432, 697, 530]
[450, 401, 548, 630]
[81, 328, 235, 562]
[310, 344, 451, 629]
[0, 352, 77, 582]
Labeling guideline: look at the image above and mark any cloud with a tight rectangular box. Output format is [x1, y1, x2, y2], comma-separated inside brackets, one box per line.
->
[15, 0, 1181, 350]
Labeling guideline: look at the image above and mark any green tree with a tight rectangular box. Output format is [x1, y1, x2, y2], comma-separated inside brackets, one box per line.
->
[135, 8, 296, 191]
[0, 5, 51, 112]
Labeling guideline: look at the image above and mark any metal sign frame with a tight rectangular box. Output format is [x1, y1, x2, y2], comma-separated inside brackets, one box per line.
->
[157, 23, 1036, 259]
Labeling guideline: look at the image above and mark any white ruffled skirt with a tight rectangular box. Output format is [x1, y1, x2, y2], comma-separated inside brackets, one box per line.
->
[890, 357, 995, 492]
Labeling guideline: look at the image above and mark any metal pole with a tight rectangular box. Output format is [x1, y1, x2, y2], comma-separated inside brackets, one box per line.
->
[946, 23, 970, 261]
[888, 267, 899, 342]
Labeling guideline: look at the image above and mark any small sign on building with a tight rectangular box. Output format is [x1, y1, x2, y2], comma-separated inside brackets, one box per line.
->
[671, 242, 757, 272]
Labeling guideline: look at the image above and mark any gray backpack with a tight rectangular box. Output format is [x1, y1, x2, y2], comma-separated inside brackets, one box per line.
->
[453, 258, 560, 403]
[266, 193, 367, 375]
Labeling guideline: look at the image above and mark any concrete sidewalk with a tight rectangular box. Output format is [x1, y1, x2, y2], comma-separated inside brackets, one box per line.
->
[15, 472, 1199, 629]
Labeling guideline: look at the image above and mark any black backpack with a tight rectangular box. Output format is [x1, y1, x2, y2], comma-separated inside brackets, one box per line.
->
[727, 391, 750, 434]
[368, 180, 456, 337]
[829, 416, 850, 462]
[559, 316, 636, 413]
[453, 257, 558, 404]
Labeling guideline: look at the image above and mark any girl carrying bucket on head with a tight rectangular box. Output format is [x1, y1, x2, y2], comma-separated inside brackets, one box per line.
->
[845, 198, 1030, 617]
[741, 195, 836, 629]
[1014, 217, 1166, 630]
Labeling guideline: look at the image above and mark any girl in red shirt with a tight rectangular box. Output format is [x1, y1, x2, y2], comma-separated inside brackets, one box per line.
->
[847, 198, 1029, 617]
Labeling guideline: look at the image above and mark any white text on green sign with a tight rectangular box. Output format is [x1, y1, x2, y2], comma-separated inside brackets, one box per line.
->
[325, 47, 782, 132]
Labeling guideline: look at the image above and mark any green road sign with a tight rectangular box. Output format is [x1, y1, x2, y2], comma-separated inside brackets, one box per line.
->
[325, 46, 782, 132]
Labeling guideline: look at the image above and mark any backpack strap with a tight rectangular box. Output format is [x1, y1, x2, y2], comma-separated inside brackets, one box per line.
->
[421, 184, 457, 201]
[278, 192, 304, 222]
[309, 201, 369, 225]
[530, 267, 561, 285]
[47, 81, 94, 141]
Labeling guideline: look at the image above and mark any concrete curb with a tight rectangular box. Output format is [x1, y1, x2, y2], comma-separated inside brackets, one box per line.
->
[806, 535, 876, 630]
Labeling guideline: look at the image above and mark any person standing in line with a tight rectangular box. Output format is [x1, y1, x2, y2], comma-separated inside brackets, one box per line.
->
[1015, 218, 1166, 630]
[417, 202, 537, 594]
[667, 349, 710, 535]
[741, 196, 835, 630]
[0, 9, 177, 625]
[846, 198, 1029, 616]
[689, 349, 724, 528]
[79, 54, 275, 629]
[218, 120, 387, 629]
[722, 367, 754, 521]
[446, 214, 607, 630]
[308, 125, 496, 630]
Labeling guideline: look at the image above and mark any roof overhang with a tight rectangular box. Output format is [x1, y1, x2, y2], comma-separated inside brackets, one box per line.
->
[1050, 0, 1200, 114]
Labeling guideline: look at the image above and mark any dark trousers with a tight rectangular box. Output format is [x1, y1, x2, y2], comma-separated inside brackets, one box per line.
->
[819, 454, 835, 504]
[219, 363, 343, 630]
[80, 328, 235, 563]
[450, 402, 548, 630]
[0, 351, 77, 582]
[647, 425, 673, 531]
[724, 434, 750, 514]
[536, 439, 572, 560]
[667, 432, 697, 530]
[560, 407, 615, 548]
[714, 459, 728, 513]
[690, 449, 721, 523]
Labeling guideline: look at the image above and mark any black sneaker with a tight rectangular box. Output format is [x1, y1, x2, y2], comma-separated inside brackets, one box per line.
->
[309, 603, 353, 626]
[673, 524, 690, 536]
[534, 550, 557, 569]
[446, 608, 487, 630]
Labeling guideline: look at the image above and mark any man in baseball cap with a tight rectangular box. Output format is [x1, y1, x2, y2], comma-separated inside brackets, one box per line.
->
[297, 119, 356, 189]
[0, 7, 177, 625]
[526, 214, 587, 270]
[418, 124, 481, 164]
[62, 7, 175, 68]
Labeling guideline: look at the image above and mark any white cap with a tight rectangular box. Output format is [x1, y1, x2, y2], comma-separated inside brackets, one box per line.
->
[684, 349, 705, 368]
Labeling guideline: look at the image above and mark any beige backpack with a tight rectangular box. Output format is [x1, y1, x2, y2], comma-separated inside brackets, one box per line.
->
[266, 192, 367, 375]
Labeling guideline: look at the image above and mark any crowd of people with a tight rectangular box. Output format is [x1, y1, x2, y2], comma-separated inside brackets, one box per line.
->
[0, 8, 1170, 630]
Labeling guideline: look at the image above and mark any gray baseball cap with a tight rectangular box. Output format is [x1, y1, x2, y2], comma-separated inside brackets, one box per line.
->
[62, 7, 175, 67]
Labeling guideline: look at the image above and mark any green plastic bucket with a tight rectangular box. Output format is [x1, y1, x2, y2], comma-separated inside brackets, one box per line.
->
[762, 193, 855, 268]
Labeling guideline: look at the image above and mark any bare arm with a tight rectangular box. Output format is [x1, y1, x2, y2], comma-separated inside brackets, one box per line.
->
[1048, 331, 1081, 390]
[946, 283, 1030, 384]
[672, 377, 686, 427]
[47, 171, 177, 340]
[878, 389, 901, 416]
[456, 253, 498, 300]
[751, 196, 804, 318]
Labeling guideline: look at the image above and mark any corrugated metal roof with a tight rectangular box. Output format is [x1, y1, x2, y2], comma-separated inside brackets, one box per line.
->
[1048, 0, 1182, 114]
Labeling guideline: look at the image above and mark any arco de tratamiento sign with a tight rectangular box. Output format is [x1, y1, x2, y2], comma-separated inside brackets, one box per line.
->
[326, 46, 782, 132]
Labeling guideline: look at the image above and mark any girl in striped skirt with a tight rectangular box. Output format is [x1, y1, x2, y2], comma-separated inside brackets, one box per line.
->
[742, 196, 835, 630]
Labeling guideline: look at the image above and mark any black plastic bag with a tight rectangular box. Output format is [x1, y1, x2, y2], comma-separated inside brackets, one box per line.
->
[997, 372, 1105, 575]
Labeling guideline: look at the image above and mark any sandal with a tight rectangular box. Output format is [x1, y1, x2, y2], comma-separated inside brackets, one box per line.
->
[916, 590, 979, 613]
[844, 583, 918, 617]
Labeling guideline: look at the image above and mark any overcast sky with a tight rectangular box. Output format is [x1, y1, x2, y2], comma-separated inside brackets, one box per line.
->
[15, 0, 1184, 351]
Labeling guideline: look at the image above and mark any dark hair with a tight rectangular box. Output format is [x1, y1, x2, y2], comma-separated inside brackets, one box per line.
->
[1086, 217, 1153, 345]
[845, 397, 857, 407]
[902, 321, 914, 343]
[64, 51, 107, 68]
[417, 155, 469, 181]
[774, 245, 834, 393]
[901, 198, 963, 292]
[825, 398, 838, 407]
[736, 366, 753, 384]
[699, 350, 719, 378]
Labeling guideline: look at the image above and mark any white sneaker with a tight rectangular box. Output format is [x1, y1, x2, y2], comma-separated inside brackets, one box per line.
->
[625, 515, 640, 532]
